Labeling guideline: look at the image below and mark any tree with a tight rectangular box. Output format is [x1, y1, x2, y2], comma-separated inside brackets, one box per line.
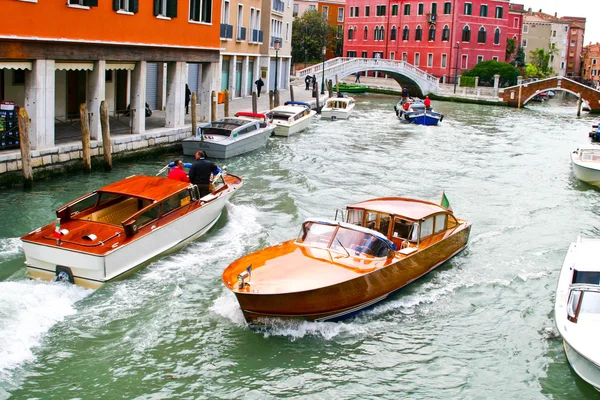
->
[505, 38, 517, 62]
[511, 46, 526, 68]
[461, 60, 520, 86]
[291, 10, 340, 65]
[526, 48, 555, 78]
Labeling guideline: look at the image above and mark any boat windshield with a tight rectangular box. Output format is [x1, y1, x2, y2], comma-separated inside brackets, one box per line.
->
[201, 127, 233, 137]
[269, 112, 294, 121]
[568, 289, 600, 322]
[296, 221, 391, 257]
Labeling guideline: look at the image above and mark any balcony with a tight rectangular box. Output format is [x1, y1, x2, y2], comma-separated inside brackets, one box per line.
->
[220, 24, 233, 39]
[270, 36, 283, 48]
[251, 29, 264, 43]
[237, 27, 247, 41]
[272, 0, 284, 13]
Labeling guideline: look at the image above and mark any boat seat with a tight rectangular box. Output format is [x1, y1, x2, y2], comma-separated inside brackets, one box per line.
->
[85, 198, 138, 225]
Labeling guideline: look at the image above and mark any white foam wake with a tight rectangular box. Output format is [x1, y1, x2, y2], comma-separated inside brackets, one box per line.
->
[0, 238, 22, 261]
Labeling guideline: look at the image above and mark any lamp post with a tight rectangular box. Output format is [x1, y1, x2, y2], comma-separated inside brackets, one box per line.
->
[453, 41, 460, 94]
[321, 45, 326, 95]
[274, 39, 281, 93]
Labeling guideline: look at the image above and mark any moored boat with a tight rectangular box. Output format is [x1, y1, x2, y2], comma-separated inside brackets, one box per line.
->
[320, 95, 356, 120]
[395, 100, 443, 126]
[571, 145, 600, 187]
[223, 195, 471, 324]
[21, 172, 243, 288]
[333, 83, 367, 93]
[182, 113, 275, 158]
[554, 236, 600, 390]
[266, 101, 316, 137]
[589, 121, 600, 142]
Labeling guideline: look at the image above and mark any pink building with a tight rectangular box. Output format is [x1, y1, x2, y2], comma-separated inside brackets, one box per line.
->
[344, 0, 523, 81]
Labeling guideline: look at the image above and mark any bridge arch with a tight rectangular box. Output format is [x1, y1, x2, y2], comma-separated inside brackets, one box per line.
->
[521, 87, 580, 106]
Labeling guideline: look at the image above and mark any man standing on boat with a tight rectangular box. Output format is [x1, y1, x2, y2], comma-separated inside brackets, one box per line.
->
[424, 96, 431, 110]
[168, 160, 189, 182]
[189, 151, 221, 197]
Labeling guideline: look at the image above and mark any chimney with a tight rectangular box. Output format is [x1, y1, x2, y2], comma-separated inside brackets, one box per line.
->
[528, 7, 532, 12]
[555, 12, 557, 17]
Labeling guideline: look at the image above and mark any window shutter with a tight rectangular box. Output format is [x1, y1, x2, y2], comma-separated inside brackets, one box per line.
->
[131, 0, 139, 13]
[113, 0, 120, 11]
[84, 0, 98, 6]
[167, 0, 178, 18]
[154, 0, 160, 16]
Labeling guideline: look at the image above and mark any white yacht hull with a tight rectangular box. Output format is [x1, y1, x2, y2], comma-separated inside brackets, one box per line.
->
[571, 158, 600, 187]
[564, 340, 600, 390]
[182, 127, 274, 158]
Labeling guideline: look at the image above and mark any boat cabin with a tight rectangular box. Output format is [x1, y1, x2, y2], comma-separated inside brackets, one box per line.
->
[199, 118, 263, 139]
[565, 245, 600, 323]
[267, 105, 311, 124]
[295, 218, 396, 258]
[577, 147, 600, 162]
[342, 198, 459, 250]
[325, 98, 354, 109]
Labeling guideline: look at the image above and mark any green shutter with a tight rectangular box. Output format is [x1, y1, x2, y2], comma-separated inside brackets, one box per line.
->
[131, 0, 139, 13]
[154, 0, 160, 16]
[84, 0, 98, 6]
[167, 0, 178, 18]
[113, 0, 120, 11]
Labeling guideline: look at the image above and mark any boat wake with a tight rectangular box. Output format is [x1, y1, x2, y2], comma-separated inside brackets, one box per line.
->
[0, 238, 22, 261]
[0, 281, 90, 387]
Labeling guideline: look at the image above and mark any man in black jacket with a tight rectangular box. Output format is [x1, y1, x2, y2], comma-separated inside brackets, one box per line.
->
[188, 151, 220, 197]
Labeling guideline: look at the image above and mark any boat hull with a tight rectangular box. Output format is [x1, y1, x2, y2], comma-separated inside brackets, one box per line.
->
[272, 111, 316, 137]
[571, 157, 600, 187]
[23, 188, 236, 289]
[321, 105, 355, 120]
[563, 340, 600, 390]
[233, 223, 470, 323]
[182, 127, 273, 158]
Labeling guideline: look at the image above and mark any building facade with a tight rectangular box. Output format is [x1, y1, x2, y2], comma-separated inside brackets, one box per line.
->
[260, 0, 294, 93]
[294, 0, 346, 59]
[562, 17, 586, 78]
[0, 0, 222, 151]
[343, 0, 522, 80]
[582, 43, 600, 88]
[521, 10, 570, 76]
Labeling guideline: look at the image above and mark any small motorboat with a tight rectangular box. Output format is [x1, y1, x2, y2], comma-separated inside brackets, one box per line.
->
[21, 172, 243, 288]
[532, 92, 550, 102]
[182, 113, 275, 158]
[320, 94, 356, 120]
[223, 195, 471, 325]
[333, 83, 367, 93]
[266, 101, 316, 137]
[554, 236, 600, 390]
[571, 145, 600, 187]
[395, 100, 443, 126]
[589, 121, 600, 142]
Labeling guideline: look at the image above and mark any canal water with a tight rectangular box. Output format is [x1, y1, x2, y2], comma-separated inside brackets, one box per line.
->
[0, 94, 599, 399]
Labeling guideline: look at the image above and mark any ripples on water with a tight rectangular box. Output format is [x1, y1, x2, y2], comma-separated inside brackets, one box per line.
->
[1, 94, 600, 398]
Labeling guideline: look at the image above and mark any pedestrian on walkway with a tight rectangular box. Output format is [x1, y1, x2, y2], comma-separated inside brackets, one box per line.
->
[185, 84, 191, 114]
[355, 72, 361, 83]
[305, 75, 312, 90]
[255, 77, 264, 98]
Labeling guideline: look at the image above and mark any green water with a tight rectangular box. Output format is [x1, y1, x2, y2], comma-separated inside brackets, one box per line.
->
[1, 94, 599, 399]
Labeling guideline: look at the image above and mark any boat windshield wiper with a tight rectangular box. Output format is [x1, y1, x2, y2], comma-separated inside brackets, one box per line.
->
[335, 238, 350, 257]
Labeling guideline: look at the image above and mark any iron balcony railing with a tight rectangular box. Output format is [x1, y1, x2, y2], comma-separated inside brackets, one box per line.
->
[220, 24, 233, 39]
[237, 27, 247, 41]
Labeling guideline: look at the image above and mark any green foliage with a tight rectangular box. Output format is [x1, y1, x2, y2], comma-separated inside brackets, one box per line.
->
[459, 76, 476, 87]
[511, 46, 526, 68]
[527, 48, 554, 77]
[524, 63, 541, 78]
[505, 38, 517, 62]
[291, 10, 340, 64]
[461, 60, 520, 86]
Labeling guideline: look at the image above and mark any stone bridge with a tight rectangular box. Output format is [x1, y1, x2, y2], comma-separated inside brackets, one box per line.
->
[295, 57, 439, 97]
[498, 76, 600, 112]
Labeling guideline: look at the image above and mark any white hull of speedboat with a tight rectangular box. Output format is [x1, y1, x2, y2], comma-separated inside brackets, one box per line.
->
[564, 340, 600, 390]
[24, 191, 234, 289]
[182, 127, 274, 158]
[571, 155, 600, 187]
[320, 107, 354, 120]
[272, 111, 316, 137]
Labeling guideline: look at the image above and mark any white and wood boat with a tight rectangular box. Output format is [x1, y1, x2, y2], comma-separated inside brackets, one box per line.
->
[21, 173, 243, 289]
[223, 195, 471, 325]
[555, 236, 600, 390]
[571, 145, 600, 187]
[266, 101, 316, 137]
[182, 113, 275, 158]
[321, 95, 356, 120]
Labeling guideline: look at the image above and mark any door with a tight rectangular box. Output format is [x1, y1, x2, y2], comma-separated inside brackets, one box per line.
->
[67, 70, 87, 118]
[280, 59, 289, 89]
[235, 61, 242, 97]
[115, 70, 128, 113]
[146, 63, 159, 110]
[269, 58, 276, 90]
[221, 59, 230, 92]
[247, 60, 254, 93]
[187, 63, 199, 95]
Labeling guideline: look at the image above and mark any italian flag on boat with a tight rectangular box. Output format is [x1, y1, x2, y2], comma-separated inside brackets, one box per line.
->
[440, 192, 452, 211]
[54, 218, 61, 239]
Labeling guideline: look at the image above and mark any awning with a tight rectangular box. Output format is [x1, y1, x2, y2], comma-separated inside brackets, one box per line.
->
[106, 62, 136, 70]
[55, 61, 94, 71]
[0, 61, 32, 70]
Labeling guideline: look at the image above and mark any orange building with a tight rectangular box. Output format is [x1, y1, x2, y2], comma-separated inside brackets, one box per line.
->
[582, 43, 600, 89]
[0, 0, 222, 150]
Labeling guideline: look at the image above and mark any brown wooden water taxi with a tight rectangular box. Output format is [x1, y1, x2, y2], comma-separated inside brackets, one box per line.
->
[21, 172, 243, 289]
[223, 196, 471, 324]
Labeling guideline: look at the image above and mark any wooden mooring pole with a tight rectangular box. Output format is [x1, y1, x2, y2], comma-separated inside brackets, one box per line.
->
[327, 79, 333, 98]
[191, 92, 198, 136]
[100, 100, 112, 172]
[315, 82, 321, 113]
[289, 85, 295, 102]
[211, 90, 217, 121]
[335, 75, 340, 96]
[79, 103, 91, 174]
[17, 108, 33, 188]
[577, 93, 582, 117]
[252, 92, 258, 113]
[269, 90, 274, 110]
[224, 90, 230, 117]
[274, 90, 280, 107]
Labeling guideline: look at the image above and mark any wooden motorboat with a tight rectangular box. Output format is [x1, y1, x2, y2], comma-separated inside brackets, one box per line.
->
[223, 196, 471, 324]
[571, 145, 600, 187]
[321, 95, 356, 120]
[395, 100, 443, 126]
[182, 113, 275, 158]
[21, 172, 243, 289]
[266, 101, 316, 137]
[554, 236, 600, 390]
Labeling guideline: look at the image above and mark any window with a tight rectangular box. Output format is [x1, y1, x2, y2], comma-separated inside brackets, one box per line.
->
[431, 3, 437, 15]
[337, 24, 342, 39]
[462, 25, 470, 42]
[404, 4, 410, 15]
[392, 4, 398, 16]
[390, 52, 395, 60]
[415, 25, 422, 41]
[391, 26, 397, 41]
[420, 217, 433, 239]
[495, 6, 503, 18]
[477, 26, 486, 43]
[427, 53, 433, 67]
[347, 51, 357, 57]
[442, 25, 450, 41]
[402, 52, 407, 61]
[428, 25, 436, 41]
[402, 25, 410, 40]
[414, 53, 420, 66]
[522, 38, 527, 47]
[464, 2, 472, 15]
[376, 5, 386, 16]
[523, 24, 528, 33]
[322, 6, 328, 19]
[494, 28, 500, 44]
[68, 0, 98, 6]
[292, 3, 298, 16]
[285, 22, 289, 41]
[348, 26, 355, 40]
[434, 214, 446, 234]
[154, 0, 177, 18]
[492, 56, 498, 61]
[114, 0, 138, 13]
[363, 26, 368, 40]
[190, 0, 211, 22]
[565, 26, 568, 32]
[441, 53, 447, 67]
[338, 7, 344, 21]
[443, 2, 451, 14]
[163, 191, 191, 215]
[594, 60, 598, 65]
[461, 54, 468, 69]
[362, 51, 368, 58]
[477, 55, 484, 63]
[365, 6, 370, 16]
[418, 3, 424, 15]
[479, 4, 487, 17]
